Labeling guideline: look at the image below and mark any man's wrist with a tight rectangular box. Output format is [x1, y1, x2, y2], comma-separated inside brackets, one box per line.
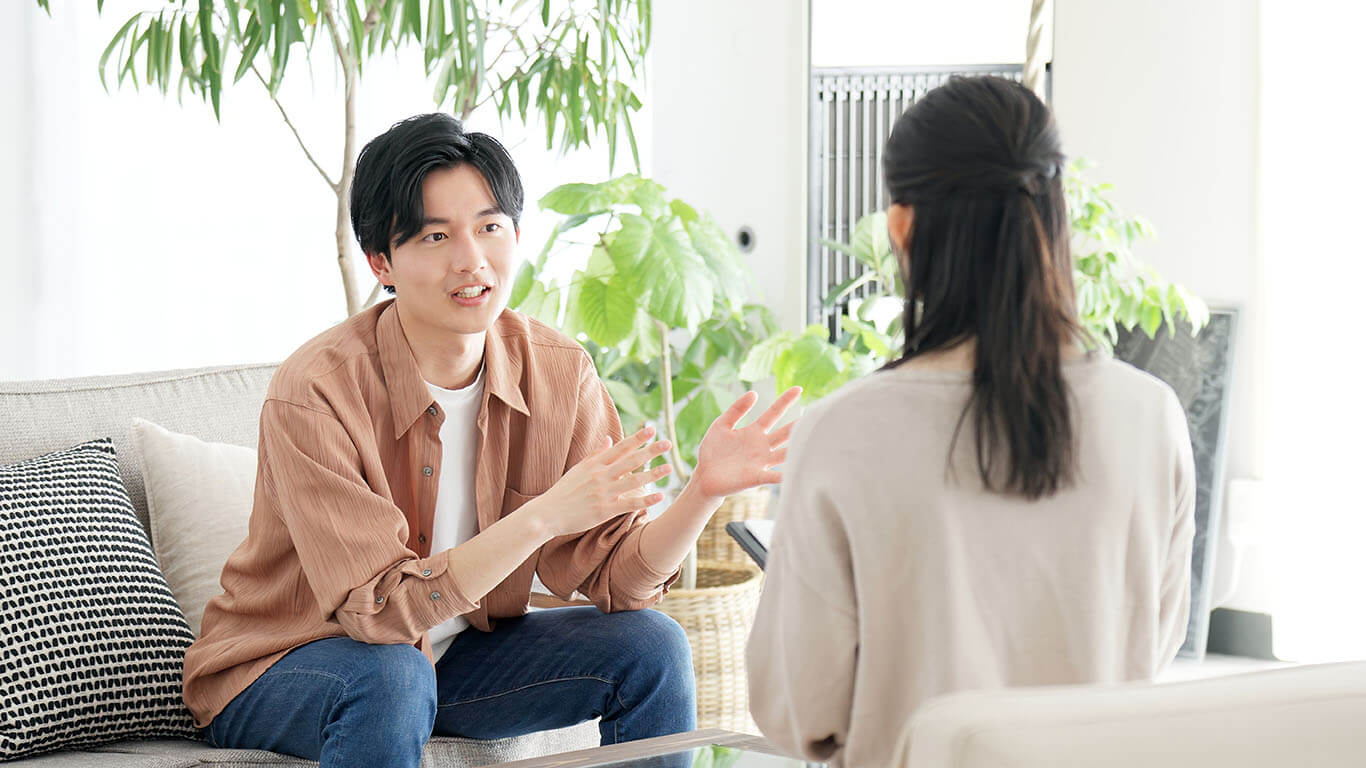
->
[511, 498, 556, 543]
[676, 477, 725, 515]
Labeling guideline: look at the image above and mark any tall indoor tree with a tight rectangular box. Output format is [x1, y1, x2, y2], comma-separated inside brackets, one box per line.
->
[37, 0, 652, 316]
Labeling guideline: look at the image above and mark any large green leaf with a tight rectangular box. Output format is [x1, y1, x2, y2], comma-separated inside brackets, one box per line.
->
[675, 386, 722, 467]
[539, 182, 615, 215]
[775, 328, 847, 400]
[851, 211, 894, 282]
[686, 214, 748, 310]
[605, 212, 652, 273]
[603, 377, 647, 429]
[517, 278, 561, 327]
[628, 216, 713, 329]
[507, 260, 536, 310]
[738, 332, 794, 383]
[625, 307, 663, 363]
[576, 276, 637, 348]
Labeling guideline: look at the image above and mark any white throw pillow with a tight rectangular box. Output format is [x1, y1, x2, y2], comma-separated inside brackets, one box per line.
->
[130, 417, 256, 636]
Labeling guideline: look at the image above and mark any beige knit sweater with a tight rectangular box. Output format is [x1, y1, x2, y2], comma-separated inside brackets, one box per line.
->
[747, 355, 1195, 767]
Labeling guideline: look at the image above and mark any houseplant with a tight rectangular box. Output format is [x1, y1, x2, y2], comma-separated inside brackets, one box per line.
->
[510, 173, 772, 731]
[38, 0, 652, 315]
[741, 160, 1211, 396]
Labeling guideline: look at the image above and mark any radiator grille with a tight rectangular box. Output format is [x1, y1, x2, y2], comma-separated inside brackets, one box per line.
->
[807, 65, 1032, 331]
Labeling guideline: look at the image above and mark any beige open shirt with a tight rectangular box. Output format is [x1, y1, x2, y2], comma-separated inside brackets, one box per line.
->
[183, 300, 677, 728]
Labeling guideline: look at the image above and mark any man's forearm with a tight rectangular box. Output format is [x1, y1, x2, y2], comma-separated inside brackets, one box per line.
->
[637, 480, 724, 575]
[445, 508, 552, 601]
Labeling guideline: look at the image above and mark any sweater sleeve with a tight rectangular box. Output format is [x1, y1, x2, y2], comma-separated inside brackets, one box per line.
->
[1157, 390, 1197, 668]
[746, 410, 858, 764]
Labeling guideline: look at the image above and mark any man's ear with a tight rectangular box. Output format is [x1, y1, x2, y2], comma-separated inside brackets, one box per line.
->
[366, 250, 394, 289]
[887, 203, 915, 277]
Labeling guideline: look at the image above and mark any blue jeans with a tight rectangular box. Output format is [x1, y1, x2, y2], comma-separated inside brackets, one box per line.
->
[205, 607, 696, 768]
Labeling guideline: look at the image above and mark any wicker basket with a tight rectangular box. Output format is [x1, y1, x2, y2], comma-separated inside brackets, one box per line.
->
[654, 560, 764, 733]
[697, 487, 772, 564]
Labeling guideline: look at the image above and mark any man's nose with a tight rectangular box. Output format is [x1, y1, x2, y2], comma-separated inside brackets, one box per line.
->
[448, 232, 488, 273]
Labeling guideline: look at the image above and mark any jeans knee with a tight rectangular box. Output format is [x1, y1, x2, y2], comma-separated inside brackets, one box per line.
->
[343, 643, 437, 728]
[618, 610, 694, 685]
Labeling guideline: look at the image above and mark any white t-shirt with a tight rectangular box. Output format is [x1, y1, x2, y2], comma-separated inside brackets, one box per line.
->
[425, 365, 485, 661]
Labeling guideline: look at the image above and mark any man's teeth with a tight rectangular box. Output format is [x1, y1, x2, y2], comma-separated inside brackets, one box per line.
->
[455, 286, 487, 298]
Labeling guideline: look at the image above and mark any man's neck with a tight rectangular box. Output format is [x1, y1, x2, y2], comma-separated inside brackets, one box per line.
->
[395, 304, 486, 390]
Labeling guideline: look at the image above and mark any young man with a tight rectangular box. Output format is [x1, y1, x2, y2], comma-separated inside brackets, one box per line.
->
[182, 113, 798, 768]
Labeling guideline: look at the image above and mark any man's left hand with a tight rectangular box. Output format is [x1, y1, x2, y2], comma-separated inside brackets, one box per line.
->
[691, 387, 802, 500]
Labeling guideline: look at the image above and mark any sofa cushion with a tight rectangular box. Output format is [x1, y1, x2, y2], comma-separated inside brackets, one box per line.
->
[130, 418, 256, 637]
[0, 439, 199, 758]
[78, 727, 602, 767]
[0, 364, 276, 536]
[898, 661, 1366, 768]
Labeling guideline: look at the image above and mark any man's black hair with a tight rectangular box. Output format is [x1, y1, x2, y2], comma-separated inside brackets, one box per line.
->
[351, 113, 524, 293]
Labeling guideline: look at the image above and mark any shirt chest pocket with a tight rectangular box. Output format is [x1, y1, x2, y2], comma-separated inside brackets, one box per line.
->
[501, 487, 541, 518]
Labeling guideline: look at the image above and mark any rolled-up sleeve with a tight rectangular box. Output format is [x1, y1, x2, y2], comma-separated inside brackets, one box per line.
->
[259, 399, 478, 645]
[535, 354, 679, 612]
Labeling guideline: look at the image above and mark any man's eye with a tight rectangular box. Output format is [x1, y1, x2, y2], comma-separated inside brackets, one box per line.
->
[423, 232, 447, 242]
[481, 223, 502, 233]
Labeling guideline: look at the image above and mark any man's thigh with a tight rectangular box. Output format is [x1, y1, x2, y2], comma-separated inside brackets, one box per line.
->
[208, 636, 435, 758]
[433, 607, 678, 739]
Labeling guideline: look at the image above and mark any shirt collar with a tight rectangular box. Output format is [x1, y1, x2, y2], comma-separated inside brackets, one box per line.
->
[378, 300, 530, 440]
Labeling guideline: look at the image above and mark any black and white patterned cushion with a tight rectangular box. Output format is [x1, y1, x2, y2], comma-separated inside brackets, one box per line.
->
[0, 439, 198, 759]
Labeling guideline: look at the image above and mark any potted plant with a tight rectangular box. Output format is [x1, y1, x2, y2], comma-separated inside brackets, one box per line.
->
[510, 173, 772, 731]
[742, 161, 1211, 396]
[46, 0, 652, 316]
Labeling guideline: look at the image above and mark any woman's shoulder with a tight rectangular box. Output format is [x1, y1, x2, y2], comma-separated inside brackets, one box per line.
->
[792, 365, 968, 453]
[1072, 354, 1184, 413]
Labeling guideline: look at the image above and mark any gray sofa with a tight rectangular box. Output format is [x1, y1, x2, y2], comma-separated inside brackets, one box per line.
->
[0, 363, 599, 767]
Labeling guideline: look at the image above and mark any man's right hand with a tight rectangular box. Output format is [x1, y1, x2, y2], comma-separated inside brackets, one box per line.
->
[520, 427, 673, 539]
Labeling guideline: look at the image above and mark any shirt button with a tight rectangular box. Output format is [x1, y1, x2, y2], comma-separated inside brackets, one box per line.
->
[422, 466, 433, 477]
[430, 591, 442, 601]
[419, 534, 427, 544]
[427, 405, 438, 416]
[422, 569, 432, 577]
[375, 596, 385, 604]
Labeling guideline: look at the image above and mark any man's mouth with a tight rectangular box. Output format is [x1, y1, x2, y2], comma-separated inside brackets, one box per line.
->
[453, 285, 491, 299]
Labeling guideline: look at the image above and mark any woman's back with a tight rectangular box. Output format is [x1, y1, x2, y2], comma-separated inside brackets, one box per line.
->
[746, 354, 1194, 767]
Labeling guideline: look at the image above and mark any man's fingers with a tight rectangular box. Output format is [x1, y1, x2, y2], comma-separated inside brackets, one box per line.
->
[618, 491, 665, 512]
[606, 439, 671, 477]
[611, 463, 672, 496]
[716, 391, 759, 431]
[596, 426, 655, 466]
[768, 422, 796, 448]
[766, 447, 788, 468]
[755, 387, 802, 431]
[758, 470, 783, 486]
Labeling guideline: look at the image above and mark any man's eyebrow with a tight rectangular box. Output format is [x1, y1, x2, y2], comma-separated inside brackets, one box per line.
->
[476, 207, 504, 218]
[419, 216, 450, 227]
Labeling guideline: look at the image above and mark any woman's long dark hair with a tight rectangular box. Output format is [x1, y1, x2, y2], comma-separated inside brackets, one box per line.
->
[883, 76, 1082, 500]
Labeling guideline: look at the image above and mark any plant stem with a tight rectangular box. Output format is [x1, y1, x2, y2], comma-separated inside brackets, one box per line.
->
[655, 319, 690, 483]
[250, 64, 338, 193]
[322, 0, 361, 316]
[656, 319, 698, 590]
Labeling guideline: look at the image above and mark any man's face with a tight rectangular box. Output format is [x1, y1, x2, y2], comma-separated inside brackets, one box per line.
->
[369, 163, 519, 337]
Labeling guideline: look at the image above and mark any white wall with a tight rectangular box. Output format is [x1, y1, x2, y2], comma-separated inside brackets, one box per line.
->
[1052, 0, 1267, 614]
[0, 2, 37, 378]
[1053, 0, 1261, 482]
[813, 0, 1041, 67]
[1, 2, 643, 381]
[1260, 0, 1366, 662]
[651, 0, 809, 333]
